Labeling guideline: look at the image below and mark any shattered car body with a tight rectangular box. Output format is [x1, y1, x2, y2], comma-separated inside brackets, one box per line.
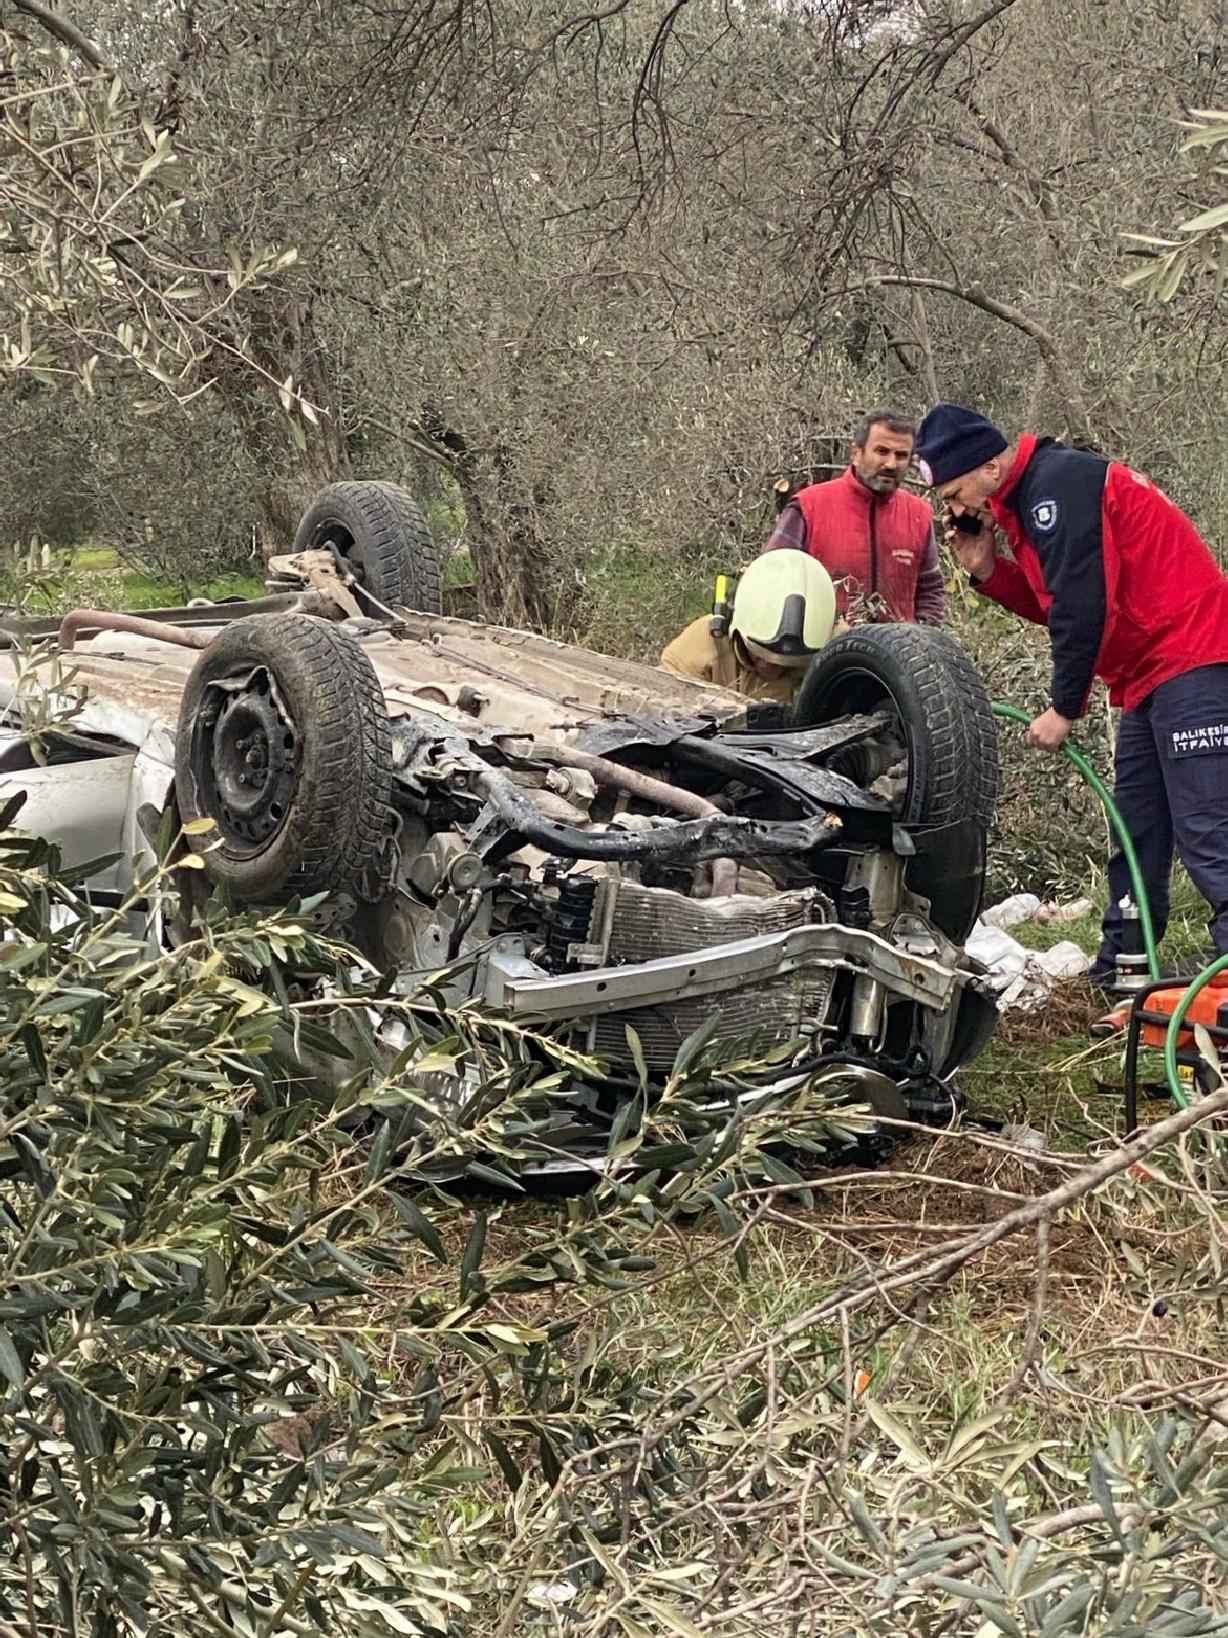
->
[0, 503, 999, 1156]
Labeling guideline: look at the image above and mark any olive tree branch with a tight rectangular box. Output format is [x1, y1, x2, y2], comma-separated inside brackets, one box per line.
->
[8, 0, 105, 69]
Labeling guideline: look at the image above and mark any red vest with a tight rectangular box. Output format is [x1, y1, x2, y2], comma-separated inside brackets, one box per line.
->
[983, 434, 1228, 712]
[793, 467, 934, 621]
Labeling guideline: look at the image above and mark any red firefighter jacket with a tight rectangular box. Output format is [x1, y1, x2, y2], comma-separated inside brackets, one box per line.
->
[978, 434, 1228, 717]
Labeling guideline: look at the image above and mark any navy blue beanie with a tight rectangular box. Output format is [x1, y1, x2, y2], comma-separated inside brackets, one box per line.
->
[915, 403, 1007, 487]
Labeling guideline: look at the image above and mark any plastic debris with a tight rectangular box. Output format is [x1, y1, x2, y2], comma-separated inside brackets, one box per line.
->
[981, 893, 1094, 931]
[528, 1582, 578, 1608]
[980, 893, 1041, 929]
[967, 900, 1091, 1012]
[1037, 897, 1094, 923]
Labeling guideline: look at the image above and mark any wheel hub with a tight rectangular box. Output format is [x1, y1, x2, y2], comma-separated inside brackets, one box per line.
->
[200, 671, 298, 846]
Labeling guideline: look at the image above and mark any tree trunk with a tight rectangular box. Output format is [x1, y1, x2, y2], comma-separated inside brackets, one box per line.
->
[257, 437, 350, 548]
[455, 465, 555, 629]
[414, 407, 555, 628]
[219, 287, 353, 550]
[910, 291, 941, 405]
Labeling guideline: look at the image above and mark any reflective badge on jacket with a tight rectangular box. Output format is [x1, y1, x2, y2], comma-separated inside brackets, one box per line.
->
[1170, 724, 1228, 757]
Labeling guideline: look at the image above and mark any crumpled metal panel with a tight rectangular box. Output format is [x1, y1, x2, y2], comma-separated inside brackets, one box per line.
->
[571, 713, 890, 817]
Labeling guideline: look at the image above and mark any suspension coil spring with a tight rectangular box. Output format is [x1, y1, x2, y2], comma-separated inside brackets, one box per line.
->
[545, 872, 600, 971]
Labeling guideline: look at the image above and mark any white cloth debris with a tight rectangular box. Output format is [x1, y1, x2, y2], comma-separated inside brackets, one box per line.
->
[527, 1582, 578, 1608]
[1035, 941, 1089, 981]
[999, 1122, 1047, 1153]
[980, 893, 1041, 929]
[967, 902, 1091, 1013]
[966, 922, 1031, 982]
[981, 893, 1093, 930]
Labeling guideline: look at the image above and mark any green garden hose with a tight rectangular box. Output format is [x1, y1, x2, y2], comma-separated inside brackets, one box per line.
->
[989, 702, 1225, 1110]
[1160, 953, 1228, 1110]
[990, 702, 1160, 979]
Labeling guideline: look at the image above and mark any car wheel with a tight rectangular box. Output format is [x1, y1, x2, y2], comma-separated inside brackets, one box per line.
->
[292, 480, 443, 612]
[793, 624, 998, 940]
[794, 623, 997, 827]
[909, 626, 999, 831]
[175, 614, 393, 903]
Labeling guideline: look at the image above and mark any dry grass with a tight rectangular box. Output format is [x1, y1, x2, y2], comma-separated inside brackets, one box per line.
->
[297, 1069, 1228, 1632]
[992, 976, 1104, 1050]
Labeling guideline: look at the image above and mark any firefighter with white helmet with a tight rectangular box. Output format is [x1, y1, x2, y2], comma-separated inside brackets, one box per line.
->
[660, 550, 838, 702]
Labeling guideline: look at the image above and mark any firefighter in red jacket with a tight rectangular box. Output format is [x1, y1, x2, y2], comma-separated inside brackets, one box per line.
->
[764, 409, 946, 625]
[915, 402, 1228, 984]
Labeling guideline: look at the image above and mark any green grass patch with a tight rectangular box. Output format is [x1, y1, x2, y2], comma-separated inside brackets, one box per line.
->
[28, 550, 268, 615]
[962, 1031, 1122, 1148]
[59, 543, 265, 609]
[960, 872, 1216, 1145]
[445, 548, 475, 588]
[69, 545, 120, 571]
[574, 540, 730, 661]
[116, 569, 266, 608]
[1009, 868, 1212, 972]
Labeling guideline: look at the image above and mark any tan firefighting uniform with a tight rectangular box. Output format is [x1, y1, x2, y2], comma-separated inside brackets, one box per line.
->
[660, 615, 846, 703]
[660, 618, 800, 704]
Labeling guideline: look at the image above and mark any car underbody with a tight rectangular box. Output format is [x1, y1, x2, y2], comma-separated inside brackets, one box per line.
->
[0, 485, 1001, 1163]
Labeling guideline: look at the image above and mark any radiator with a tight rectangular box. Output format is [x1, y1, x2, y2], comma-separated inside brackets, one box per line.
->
[587, 880, 836, 1070]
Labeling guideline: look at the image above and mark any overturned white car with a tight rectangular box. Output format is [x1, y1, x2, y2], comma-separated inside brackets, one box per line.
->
[0, 482, 999, 1152]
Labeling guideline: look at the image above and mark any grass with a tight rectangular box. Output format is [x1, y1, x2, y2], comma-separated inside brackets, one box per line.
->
[571, 539, 730, 661]
[432, 1088, 1228, 1628]
[58, 542, 474, 614]
[1008, 869, 1212, 971]
[445, 547, 475, 589]
[58, 544, 265, 609]
[116, 568, 266, 608]
[69, 545, 124, 572]
[961, 1027, 1126, 1152]
[6, 544, 267, 617]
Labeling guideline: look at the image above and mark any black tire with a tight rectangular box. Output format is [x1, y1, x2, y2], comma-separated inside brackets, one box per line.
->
[902, 626, 999, 830]
[793, 624, 997, 941]
[175, 614, 393, 904]
[793, 624, 997, 828]
[292, 480, 443, 611]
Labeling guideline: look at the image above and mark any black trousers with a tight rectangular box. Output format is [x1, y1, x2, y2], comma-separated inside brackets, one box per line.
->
[1094, 664, 1228, 976]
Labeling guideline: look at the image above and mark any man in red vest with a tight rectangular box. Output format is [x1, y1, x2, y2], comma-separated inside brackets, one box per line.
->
[915, 401, 1228, 986]
[763, 409, 945, 624]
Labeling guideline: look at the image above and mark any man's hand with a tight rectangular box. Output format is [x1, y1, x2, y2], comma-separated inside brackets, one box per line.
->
[1026, 707, 1074, 751]
[942, 510, 997, 580]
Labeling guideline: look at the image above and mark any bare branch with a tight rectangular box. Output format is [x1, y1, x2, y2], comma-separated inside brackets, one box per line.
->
[8, 0, 105, 68]
[861, 272, 1093, 435]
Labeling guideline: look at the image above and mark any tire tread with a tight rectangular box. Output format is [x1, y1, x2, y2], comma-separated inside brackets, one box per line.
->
[795, 623, 998, 828]
[175, 614, 393, 902]
[293, 479, 443, 611]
